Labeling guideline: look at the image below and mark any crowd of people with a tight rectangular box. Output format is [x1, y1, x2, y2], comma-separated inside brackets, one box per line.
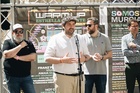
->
[1, 15, 140, 93]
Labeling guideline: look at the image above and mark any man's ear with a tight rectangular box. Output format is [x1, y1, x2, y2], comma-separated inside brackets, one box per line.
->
[95, 24, 98, 28]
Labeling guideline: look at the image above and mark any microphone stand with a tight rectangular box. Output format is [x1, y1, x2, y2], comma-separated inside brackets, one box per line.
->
[75, 35, 83, 93]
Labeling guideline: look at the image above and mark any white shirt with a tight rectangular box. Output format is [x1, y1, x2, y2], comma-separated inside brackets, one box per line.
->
[44, 31, 89, 74]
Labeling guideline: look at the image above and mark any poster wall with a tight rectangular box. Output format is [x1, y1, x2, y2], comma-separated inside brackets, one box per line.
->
[108, 7, 140, 93]
[10, 6, 140, 93]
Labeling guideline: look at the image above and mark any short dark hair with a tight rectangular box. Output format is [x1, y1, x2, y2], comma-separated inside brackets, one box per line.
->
[61, 16, 77, 26]
[87, 17, 99, 25]
[127, 19, 139, 27]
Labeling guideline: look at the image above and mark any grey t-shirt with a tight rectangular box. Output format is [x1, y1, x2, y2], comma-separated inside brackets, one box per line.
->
[82, 32, 112, 75]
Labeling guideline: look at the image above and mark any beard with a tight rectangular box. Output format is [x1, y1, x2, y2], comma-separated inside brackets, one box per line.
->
[13, 35, 24, 43]
[89, 30, 95, 35]
[65, 28, 74, 36]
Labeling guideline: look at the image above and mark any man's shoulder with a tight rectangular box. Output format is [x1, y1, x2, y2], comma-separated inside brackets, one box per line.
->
[100, 32, 109, 38]
[81, 33, 89, 38]
[52, 32, 62, 38]
[122, 33, 130, 38]
[4, 39, 12, 43]
[77, 34, 88, 40]
[24, 40, 33, 45]
[5, 39, 11, 41]
[48, 32, 62, 43]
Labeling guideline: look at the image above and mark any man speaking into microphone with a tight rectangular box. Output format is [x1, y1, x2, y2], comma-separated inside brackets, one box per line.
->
[44, 16, 91, 93]
[2, 23, 36, 93]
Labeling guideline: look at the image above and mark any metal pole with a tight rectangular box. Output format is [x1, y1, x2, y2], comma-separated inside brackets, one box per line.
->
[0, 2, 2, 93]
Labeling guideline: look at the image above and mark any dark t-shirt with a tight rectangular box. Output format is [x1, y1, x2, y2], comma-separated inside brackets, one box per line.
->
[2, 39, 36, 77]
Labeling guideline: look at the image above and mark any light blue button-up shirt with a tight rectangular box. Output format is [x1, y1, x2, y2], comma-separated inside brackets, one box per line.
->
[121, 32, 140, 63]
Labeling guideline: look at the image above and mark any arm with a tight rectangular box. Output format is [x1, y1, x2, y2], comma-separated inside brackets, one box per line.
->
[44, 36, 77, 64]
[45, 57, 61, 64]
[103, 35, 112, 60]
[92, 35, 112, 62]
[14, 40, 36, 62]
[91, 50, 112, 62]
[102, 50, 112, 60]
[84, 54, 92, 62]
[128, 42, 140, 51]
[121, 37, 140, 57]
[14, 53, 36, 62]
[44, 36, 60, 64]
[129, 41, 140, 50]
[45, 53, 77, 64]
[123, 48, 140, 57]
[3, 41, 27, 58]
[79, 35, 92, 62]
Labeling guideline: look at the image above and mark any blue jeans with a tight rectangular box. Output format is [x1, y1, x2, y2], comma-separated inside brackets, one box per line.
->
[5, 75, 36, 93]
[85, 75, 107, 93]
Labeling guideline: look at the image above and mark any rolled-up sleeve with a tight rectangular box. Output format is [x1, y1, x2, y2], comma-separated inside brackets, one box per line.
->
[121, 36, 140, 57]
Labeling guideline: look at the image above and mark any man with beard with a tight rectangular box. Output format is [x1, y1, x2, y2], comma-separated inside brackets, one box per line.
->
[44, 16, 90, 93]
[2, 23, 36, 93]
[82, 17, 112, 93]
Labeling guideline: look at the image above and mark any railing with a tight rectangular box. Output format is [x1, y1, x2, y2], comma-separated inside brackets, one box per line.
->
[1, 0, 140, 6]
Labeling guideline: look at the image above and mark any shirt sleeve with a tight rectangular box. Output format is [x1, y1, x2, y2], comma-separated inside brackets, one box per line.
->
[105, 35, 112, 51]
[79, 35, 90, 56]
[121, 36, 140, 57]
[44, 36, 56, 61]
[2, 39, 10, 51]
[28, 40, 36, 53]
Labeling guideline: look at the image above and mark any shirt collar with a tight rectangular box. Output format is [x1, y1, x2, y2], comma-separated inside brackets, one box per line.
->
[87, 31, 101, 38]
[129, 32, 139, 39]
[61, 30, 77, 39]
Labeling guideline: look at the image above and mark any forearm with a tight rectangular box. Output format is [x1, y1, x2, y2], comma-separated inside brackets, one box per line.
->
[123, 49, 140, 57]
[45, 57, 61, 64]
[45, 57, 78, 64]
[4, 45, 23, 58]
[18, 53, 36, 62]
[84, 55, 92, 62]
[102, 51, 112, 60]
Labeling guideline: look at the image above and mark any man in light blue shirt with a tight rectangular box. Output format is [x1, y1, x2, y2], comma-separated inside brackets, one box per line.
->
[121, 19, 140, 93]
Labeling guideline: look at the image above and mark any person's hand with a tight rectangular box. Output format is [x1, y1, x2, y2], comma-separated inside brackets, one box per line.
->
[20, 40, 27, 48]
[92, 53, 102, 62]
[128, 42, 137, 48]
[13, 55, 20, 60]
[61, 53, 77, 64]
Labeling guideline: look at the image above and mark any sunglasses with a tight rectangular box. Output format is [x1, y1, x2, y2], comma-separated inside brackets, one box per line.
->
[85, 24, 93, 27]
[14, 30, 24, 34]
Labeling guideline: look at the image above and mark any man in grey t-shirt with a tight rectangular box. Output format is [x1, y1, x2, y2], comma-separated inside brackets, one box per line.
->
[82, 17, 112, 93]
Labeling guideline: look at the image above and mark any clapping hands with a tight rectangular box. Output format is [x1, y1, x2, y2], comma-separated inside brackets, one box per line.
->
[92, 53, 103, 62]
